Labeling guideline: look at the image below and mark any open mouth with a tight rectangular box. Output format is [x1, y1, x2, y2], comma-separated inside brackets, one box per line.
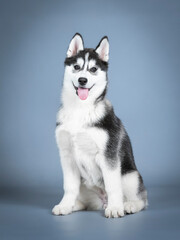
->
[72, 82, 95, 100]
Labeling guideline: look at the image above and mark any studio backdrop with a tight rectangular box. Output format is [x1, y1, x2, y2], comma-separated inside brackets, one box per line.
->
[0, 0, 180, 189]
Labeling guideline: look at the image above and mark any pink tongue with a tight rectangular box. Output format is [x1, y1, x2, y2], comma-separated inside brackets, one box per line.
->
[77, 88, 89, 100]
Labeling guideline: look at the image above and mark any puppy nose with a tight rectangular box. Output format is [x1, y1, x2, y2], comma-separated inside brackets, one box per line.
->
[78, 77, 88, 86]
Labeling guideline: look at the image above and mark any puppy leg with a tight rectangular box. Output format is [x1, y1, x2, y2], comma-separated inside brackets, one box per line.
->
[97, 154, 124, 218]
[52, 130, 80, 216]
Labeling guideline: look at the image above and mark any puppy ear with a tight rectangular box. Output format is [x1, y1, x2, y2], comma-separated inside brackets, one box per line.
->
[67, 33, 84, 57]
[95, 36, 109, 62]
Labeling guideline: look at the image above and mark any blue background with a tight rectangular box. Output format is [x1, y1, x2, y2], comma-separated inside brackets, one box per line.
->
[0, 0, 180, 239]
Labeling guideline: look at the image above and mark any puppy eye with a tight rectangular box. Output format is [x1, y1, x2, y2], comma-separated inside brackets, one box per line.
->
[90, 67, 97, 73]
[74, 64, 80, 70]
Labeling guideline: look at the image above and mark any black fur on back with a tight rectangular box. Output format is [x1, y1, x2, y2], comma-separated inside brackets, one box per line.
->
[64, 48, 108, 71]
[94, 104, 137, 175]
[94, 105, 121, 167]
[119, 133, 137, 175]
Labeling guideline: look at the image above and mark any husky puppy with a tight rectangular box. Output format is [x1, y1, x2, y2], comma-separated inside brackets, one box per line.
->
[52, 33, 148, 218]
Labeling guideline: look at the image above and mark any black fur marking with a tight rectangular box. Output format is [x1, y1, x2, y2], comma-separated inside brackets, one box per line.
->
[94, 104, 138, 174]
[138, 173, 146, 193]
[56, 122, 61, 127]
[98, 177, 104, 186]
[119, 134, 137, 175]
[81, 164, 87, 173]
[81, 176, 86, 184]
[65, 48, 108, 71]
[94, 105, 121, 167]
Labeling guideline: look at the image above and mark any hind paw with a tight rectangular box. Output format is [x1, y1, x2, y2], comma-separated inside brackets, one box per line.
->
[124, 201, 143, 214]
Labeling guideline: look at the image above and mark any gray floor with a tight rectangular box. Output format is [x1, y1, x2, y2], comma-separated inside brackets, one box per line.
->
[0, 186, 180, 240]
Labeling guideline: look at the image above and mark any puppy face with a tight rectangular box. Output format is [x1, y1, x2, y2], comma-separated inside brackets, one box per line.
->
[63, 33, 109, 102]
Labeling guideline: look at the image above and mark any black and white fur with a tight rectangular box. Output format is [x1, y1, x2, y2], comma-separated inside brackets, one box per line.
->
[52, 33, 148, 218]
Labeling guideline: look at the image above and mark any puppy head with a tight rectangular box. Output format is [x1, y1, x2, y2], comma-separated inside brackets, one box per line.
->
[63, 33, 109, 102]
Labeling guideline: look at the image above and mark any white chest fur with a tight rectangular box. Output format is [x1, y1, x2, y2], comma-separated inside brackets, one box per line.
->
[56, 101, 108, 188]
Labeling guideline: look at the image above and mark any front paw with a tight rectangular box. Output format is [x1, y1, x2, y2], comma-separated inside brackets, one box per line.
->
[105, 205, 124, 218]
[52, 204, 73, 216]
